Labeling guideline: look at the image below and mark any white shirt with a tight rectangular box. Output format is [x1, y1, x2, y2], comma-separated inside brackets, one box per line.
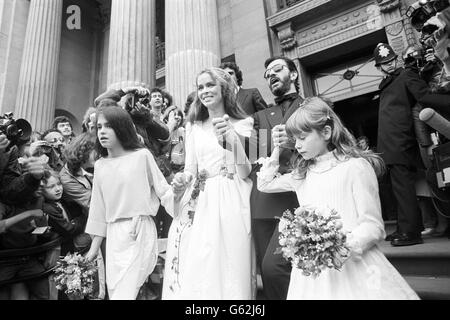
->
[86, 148, 173, 237]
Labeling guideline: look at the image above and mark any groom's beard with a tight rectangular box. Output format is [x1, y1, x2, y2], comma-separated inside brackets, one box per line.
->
[270, 74, 292, 97]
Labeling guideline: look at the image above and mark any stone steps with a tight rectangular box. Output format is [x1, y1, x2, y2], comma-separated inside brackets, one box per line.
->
[403, 276, 450, 300]
[380, 221, 450, 300]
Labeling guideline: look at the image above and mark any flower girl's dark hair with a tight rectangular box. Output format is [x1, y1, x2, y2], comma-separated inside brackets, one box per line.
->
[94, 104, 144, 158]
[286, 96, 385, 179]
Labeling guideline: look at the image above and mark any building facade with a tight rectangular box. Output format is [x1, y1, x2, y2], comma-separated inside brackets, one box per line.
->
[0, 0, 419, 142]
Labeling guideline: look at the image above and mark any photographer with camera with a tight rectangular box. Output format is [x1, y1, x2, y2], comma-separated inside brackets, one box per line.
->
[409, 0, 450, 81]
[0, 114, 57, 300]
[402, 45, 450, 237]
[0, 114, 45, 205]
[374, 42, 450, 246]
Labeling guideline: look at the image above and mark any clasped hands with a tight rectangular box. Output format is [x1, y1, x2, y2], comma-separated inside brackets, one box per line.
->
[212, 114, 238, 150]
[272, 124, 291, 147]
[172, 172, 193, 202]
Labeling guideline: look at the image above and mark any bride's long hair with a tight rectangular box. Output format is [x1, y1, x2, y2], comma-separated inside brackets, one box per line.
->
[186, 67, 247, 124]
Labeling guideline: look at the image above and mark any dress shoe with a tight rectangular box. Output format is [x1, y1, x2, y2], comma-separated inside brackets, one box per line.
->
[391, 233, 423, 247]
[421, 227, 436, 237]
[385, 230, 400, 241]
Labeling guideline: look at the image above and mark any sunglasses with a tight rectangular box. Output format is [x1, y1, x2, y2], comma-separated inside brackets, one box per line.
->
[264, 64, 288, 79]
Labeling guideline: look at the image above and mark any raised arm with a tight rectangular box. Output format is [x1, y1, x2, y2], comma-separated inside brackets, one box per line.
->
[257, 146, 298, 193]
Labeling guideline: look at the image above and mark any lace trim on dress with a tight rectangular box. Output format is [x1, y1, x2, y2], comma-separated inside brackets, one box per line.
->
[308, 151, 350, 174]
[256, 156, 281, 183]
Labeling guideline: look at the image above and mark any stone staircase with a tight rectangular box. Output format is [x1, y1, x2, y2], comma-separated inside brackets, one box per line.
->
[379, 221, 450, 300]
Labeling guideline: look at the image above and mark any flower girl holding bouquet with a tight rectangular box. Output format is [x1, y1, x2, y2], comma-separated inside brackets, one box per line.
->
[84, 104, 185, 300]
[257, 97, 419, 299]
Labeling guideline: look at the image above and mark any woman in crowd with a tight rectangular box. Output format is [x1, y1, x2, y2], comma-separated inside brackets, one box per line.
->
[59, 132, 96, 215]
[162, 67, 254, 300]
[163, 106, 186, 176]
[82, 107, 97, 134]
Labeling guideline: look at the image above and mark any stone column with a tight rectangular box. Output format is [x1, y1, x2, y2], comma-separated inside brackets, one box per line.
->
[165, 0, 221, 107]
[15, 0, 62, 132]
[0, 0, 29, 116]
[107, 0, 156, 90]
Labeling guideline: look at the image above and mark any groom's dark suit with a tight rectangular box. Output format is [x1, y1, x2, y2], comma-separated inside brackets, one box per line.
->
[237, 88, 268, 116]
[249, 93, 302, 300]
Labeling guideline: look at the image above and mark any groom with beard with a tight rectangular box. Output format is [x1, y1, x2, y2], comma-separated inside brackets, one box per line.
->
[249, 56, 303, 299]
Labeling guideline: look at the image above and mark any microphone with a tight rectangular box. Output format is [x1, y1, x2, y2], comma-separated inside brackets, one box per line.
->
[419, 108, 450, 140]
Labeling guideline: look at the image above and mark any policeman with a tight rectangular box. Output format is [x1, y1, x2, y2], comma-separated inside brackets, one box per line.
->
[375, 42, 450, 246]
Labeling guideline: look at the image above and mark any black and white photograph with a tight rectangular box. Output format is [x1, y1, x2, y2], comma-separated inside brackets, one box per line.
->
[0, 0, 449, 308]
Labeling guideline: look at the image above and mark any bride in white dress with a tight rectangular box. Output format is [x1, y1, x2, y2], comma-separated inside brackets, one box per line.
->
[162, 67, 254, 300]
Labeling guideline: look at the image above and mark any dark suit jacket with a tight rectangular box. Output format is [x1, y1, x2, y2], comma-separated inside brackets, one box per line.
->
[237, 88, 268, 116]
[249, 96, 303, 220]
[377, 67, 450, 167]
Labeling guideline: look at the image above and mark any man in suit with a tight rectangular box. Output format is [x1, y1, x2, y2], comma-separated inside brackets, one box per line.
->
[374, 43, 450, 246]
[220, 62, 268, 115]
[249, 56, 303, 299]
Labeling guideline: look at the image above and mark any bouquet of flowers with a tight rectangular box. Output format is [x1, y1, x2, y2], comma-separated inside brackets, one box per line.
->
[184, 169, 208, 226]
[276, 205, 351, 277]
[53, 252, 98, 300]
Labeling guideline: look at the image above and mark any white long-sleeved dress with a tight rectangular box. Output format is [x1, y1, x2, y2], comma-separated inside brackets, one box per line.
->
[86, 148, 173, 300]
[162, 118, 254, 300]
[257, 151, 419, 300]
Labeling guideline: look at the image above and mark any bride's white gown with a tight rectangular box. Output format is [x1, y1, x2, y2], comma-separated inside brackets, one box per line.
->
[162, 118, 254, 300]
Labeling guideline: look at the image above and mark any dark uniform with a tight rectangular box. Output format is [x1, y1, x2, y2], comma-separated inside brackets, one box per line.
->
[376, 44, 450, 244]
[249, 92, 301, 299]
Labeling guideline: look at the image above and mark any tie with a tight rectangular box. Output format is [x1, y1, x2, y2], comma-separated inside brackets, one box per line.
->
[274, 93, 298, 117]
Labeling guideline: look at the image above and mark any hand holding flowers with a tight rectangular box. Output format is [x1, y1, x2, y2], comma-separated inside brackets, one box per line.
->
[54, 252, 98, 300]
[172, 172, 193, 202]
[277, 205, 351, 277]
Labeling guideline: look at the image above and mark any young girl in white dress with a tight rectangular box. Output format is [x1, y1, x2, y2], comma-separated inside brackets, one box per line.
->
[162, 67, 254, 300]
[84, 105, 184, 300]
[257, 97, 419, 300]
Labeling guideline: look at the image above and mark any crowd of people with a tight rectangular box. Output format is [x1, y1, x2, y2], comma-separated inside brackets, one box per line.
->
[0, 4, 450, 300]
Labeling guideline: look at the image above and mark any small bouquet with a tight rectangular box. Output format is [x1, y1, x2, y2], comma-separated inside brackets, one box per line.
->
[276, 205, 350, 277]
[53, 252, 98, 300]
[184, 169, 208, 226]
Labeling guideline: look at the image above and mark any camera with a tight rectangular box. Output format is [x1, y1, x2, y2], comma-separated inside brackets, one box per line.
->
[0, 112, 32, 151]
[404, 45, 436, 70]
[407, 0, 450, 33]
[124, 89, 150, 113]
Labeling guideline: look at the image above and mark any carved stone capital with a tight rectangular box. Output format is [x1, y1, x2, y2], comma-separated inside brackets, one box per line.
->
[376, 0, 400, 13]
[277, 23, 297, 51]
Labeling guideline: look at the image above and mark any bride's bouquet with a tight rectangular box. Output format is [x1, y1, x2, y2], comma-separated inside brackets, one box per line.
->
[276, 205, 350, 277]
[53, 252, 98, 300]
